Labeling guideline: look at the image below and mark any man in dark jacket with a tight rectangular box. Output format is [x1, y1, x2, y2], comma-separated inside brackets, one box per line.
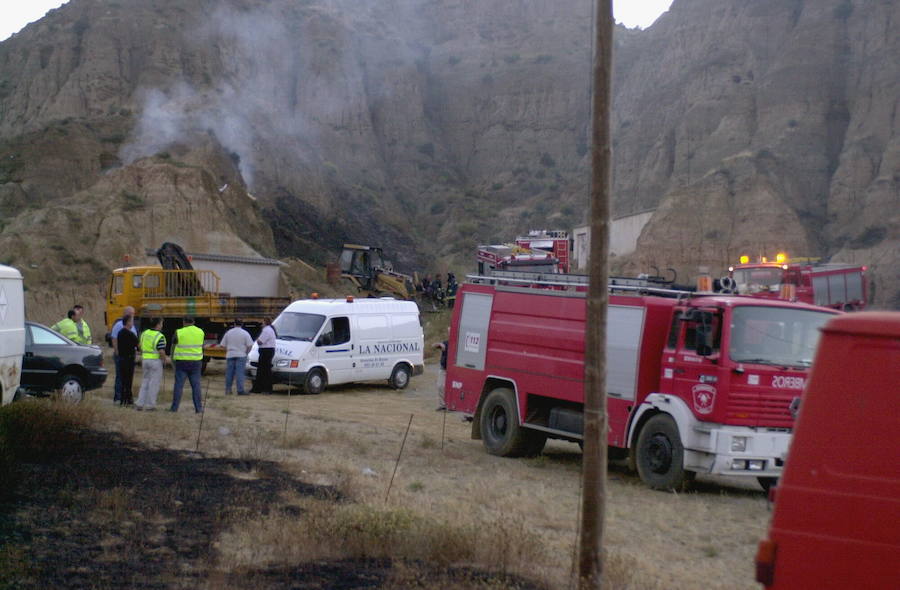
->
[116, 315, 139, 406]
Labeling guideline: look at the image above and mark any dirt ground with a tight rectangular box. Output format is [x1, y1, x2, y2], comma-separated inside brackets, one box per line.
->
[4, 355, 772, 589]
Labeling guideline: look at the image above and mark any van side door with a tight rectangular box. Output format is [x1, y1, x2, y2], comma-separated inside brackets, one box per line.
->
[315, 316, 354, 385]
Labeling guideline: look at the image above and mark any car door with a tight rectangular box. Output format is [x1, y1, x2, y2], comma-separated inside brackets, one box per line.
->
[24, 323, 70, 390]
[314, 316, 354, 384]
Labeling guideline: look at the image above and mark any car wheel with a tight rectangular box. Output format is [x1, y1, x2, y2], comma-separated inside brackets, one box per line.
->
[388, 364, 411, 390]
[57, 374, 84, 403]
[304, 368, 326, 395]
[479, 387, 546, 457]
[635, 414, 688, 491]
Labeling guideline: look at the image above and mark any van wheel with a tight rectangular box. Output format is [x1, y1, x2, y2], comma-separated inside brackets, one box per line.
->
[57, 374, 84, 403]
[480, 388, 546, 457]
[635, 414, 686, 491]
[304, 369, 326, 395]
[757, 477, 778, 492]
[388, 364, 411, 390]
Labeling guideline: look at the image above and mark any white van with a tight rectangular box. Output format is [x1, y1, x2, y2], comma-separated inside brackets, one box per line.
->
[248, 297, 424, 393]
[0, 264, 25, 406]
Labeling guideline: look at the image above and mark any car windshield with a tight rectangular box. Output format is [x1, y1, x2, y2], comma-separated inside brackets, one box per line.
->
[729, 306, 835, 368]
[272, 312, 326, 341]
[733, 267, 782, 293]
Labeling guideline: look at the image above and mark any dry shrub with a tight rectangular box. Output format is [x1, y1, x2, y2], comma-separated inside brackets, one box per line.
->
[218, 499, 544, 582]
[229, 425, 280, 467]
[277, 430, 317, 450]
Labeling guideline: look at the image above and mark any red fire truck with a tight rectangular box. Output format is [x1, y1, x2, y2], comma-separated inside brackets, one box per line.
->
[726, 255, 867, 311]
[514, 230, 570, 273]
[476, 244, 560, 275]
[444, 270, 839, 490]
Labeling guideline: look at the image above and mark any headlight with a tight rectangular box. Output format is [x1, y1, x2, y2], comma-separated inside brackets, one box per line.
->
[731, 436, 747, 452]
[748, 460, 766, 471]
[276, 359, 289, 367]
[731, 459, 747, 470]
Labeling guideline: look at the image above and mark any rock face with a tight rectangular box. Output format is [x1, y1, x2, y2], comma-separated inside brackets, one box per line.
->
[0, 0, 898, 308]
[612, 0, 900, 307]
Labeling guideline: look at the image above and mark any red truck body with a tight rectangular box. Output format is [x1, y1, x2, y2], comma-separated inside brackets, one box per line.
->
[514, 230, 570, 273]
[756, 312, 900, 589]
[445, 272, 839, 489]
[728, 261, 867, 311]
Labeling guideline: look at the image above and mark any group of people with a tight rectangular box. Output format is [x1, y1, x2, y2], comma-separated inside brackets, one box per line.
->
[104, 308, 278, 411]
[418, 272, 458, 308]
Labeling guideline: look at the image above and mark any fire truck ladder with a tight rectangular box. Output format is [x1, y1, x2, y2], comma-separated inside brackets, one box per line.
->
[467, 270, 695, 298]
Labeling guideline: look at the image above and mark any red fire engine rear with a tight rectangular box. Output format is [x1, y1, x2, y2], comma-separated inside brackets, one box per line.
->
[444, 270, 839, 490]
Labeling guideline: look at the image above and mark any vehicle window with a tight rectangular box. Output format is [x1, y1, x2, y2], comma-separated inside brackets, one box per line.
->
[666, 314, 680, 349]
[31, 325, 69, 345]
[316, 317, 350, 346]
[683, 311, 721, 354]
[733, 267, 782, 294]
[132, 274, 143, 289]
[274, 312, 326, 342]
[729, 306, 835, 368]
[338, 249, 354, 273]
[113, 275, 124, 295]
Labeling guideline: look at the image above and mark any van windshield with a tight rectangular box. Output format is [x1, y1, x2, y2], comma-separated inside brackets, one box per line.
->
[273, 313, 326, 341]
[729, 306, 835, 368]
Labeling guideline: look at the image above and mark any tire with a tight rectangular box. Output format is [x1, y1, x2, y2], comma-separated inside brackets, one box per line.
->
[57, 374, 84, 403]
[304, 368, 326, 395]
[388, 364, 411, 390]
[635, 414, 687, 490]
[479, 388, 546, 457]
[757, 477, 778, 492]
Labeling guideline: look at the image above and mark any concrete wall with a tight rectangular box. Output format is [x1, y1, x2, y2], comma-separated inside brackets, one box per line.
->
[572, 211, 655, 270]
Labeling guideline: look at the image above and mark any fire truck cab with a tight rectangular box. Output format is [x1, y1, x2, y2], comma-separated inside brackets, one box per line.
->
[445, 271, 839, 490]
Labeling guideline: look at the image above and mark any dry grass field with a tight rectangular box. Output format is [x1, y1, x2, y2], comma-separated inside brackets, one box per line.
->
[1, 352, 772, 589]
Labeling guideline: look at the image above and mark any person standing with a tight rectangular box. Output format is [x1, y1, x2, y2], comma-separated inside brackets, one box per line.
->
[52, 309, 79, 341]
[171, 317, 205, 413]
[220, 319, 253, 396]
[136, 317, 167, 411]
[116, 315, 139, 406]
[432, 329, 449, 411]
[110, 306, 137, 403]
[71, 304, 92, 345]
[252, 317, 276, 395]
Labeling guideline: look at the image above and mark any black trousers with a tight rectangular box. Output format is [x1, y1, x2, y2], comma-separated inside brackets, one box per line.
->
[254, 348, 275, 393]
[119, 356, 136, 405]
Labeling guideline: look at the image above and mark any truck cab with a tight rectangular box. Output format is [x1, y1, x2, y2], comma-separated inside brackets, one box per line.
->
[755, 312, 900, 588]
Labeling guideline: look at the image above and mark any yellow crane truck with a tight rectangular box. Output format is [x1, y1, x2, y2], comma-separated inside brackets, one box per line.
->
[105, 243, 290, 370]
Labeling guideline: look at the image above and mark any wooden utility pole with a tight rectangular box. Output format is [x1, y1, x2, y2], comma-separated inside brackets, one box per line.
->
[578, 1, 613, 588]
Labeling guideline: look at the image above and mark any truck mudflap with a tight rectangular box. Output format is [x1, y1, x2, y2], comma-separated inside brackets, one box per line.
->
[632, 394, 791, 479]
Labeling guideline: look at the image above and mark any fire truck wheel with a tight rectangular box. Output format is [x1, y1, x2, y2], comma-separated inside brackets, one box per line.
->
[388, 364, 411, 390]
[480, 388, 546, 457]
[635, 414, 687, 491]
[304, 369, 326, 395]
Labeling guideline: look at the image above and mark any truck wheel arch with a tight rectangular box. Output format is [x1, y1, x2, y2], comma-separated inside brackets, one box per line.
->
[471, 377, 520, 440]
[627, 394, 698, 469]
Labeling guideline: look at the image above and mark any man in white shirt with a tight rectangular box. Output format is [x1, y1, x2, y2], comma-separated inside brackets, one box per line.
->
[251, 317, 277, 394]
[219, 319, 254, 395]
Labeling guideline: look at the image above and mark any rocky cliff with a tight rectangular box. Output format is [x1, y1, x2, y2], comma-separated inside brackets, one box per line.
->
[0, 0, 897, 310]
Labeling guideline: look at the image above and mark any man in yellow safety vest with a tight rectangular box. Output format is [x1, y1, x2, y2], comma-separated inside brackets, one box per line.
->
[51, 309, 79, 341]
[170, 317, 205, 413]
[136, 317, 167, 411]
[71, 304, 92, 345]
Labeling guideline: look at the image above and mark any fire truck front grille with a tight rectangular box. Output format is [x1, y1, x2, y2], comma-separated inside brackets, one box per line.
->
[726, 391, 794, 427]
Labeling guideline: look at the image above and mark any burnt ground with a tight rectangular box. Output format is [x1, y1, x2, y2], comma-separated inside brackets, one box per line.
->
[0, 429, 541, 590]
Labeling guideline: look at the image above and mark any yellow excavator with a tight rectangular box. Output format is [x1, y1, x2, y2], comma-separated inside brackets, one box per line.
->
[337, 244, 416, 300]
